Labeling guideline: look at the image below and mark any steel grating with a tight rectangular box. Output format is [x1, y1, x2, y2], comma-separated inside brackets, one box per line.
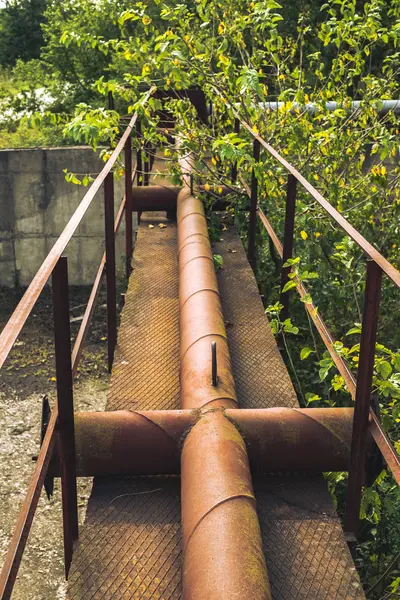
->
[215, 227, 298, 410]
[108, 212, 180, 412]
[67, 207, 365, 599]
[67, 212, 182, 600]
[216, 222, 364, 599]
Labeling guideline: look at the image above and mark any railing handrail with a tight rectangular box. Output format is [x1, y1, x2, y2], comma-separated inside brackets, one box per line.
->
[0, 88, 153, 371]
[220, 96, 400, 288]
[232, 101, 400, 532]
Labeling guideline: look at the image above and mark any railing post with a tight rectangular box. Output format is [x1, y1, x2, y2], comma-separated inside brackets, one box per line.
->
[231, 118, 240, 183]
[344, 260, 382, 538]
[104, 171, 117, 372]
[52, 257, 78, 578]
[136, 120, 143, 186]
[279, 174, 297, 321]
[247, 138, 260, 271]
[124, 136, 133, 280]
[144, 141, 150, 187]
[107, 90, 114, 111]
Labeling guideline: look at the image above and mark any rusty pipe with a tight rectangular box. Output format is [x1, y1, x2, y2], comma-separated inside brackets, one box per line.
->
[177, 179, 271, 600]
[178, 188, 238, 410]
[51, 408, 354, 477]
[181, 410, 270, 599]
[130, 185, 235, 212]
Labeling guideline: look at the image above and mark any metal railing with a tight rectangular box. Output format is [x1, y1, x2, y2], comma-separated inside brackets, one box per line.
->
[227, 108, 400, 538]
[0, 90, 153, 599]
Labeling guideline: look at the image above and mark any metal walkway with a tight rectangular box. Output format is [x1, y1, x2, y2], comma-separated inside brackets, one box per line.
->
[67, 211, 364, 599]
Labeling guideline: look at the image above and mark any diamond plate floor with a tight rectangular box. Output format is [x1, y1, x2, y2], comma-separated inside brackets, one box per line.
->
[67, 208, 365, 599]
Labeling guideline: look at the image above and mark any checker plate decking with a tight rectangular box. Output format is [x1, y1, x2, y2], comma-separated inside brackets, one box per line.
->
[67, 211, 365, 599]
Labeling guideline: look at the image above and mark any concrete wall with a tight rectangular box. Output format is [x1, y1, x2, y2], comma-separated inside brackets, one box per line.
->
[0, 147, 132, 287]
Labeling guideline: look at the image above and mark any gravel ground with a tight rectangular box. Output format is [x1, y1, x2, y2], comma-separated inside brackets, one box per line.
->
[0, 285, 118, 599]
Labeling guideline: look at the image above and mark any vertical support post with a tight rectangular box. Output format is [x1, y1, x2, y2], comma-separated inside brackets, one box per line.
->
[135, 120, 143, 224]
[52, 257, 78, 578]
[136, 120, 143, 186]
[231, 118, 240, 183]
[344, 260, 382, 537]
[104, 171, 117, 372]
[247, 138, 260, 271]
[279, 174, 297, 322]
[107, 90, 114, 111]
[144, 142, 150, 187]
[124, 136, 133, 280]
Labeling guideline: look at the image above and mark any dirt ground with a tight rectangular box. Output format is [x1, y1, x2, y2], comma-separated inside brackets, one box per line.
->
[0, 285, 120, 599]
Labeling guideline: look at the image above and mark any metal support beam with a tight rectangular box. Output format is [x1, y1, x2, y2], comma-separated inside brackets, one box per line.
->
[104, 172, 117, 372]
[124, 136, 133, 280]
[144, 142, 150, 187]
[280, 174, 297, 321]
[248, 138, 260, 271]
[52, 257, 78, 577]
[231, 118, 240, 183]
[136, 120, 143, 187]
[345, 260, 382, 536]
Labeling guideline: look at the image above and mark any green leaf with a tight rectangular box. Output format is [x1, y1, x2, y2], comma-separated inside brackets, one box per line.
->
[346, 325, 362, 336]
[282, 257, 300, 267]
[376, 360, 392, 380]
[300, 346, 314, 360]
[300, 293, 313, 304]
[282, 319, 299, 335]
[213, 254, 223, 271]
[282, 280, 297, 293]
[319, 366, 331, 380]
[306, 393, 321, 404]
[270, 319, 279, 335]
[331, 374, 345, 391]
[265, 302, 283, 315]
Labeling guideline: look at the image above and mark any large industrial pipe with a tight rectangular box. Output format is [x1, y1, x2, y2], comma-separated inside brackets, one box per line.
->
[177, 182, 271, 599]
[178, 187, 238, 411]
[52, 408, 354, 477]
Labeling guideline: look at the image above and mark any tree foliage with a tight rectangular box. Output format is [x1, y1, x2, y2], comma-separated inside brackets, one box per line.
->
[0, 0, 47, 66]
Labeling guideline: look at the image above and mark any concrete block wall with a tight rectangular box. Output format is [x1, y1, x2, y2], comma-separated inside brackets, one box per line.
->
[0, 147, 133, 287]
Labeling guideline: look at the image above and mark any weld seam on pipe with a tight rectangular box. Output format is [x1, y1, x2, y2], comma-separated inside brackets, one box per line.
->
[180, 332, 228, 362]
[179, 255, 214, 272]
[177, 211, 207, 225]
[183, 493, 257, 551]
[177, 233, 210, 252]
[285, 408, 351, 450]
[179, 288, 221, 311]
[133, 411, 178, 444]
[179, 255, 215, 273]
[193, 396, 239, 411]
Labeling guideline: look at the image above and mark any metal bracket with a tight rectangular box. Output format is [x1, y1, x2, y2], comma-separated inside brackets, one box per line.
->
[211, 341, 218, 387]
[41, 396, 54, 499]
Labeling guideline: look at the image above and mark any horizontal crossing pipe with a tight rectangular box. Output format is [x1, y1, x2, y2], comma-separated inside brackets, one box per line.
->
[131, 185, 235, 212]
[48, 408, 355, 477]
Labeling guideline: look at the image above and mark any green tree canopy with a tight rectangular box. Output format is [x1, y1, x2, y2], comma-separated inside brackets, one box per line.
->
[0, 0, 47, 66]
